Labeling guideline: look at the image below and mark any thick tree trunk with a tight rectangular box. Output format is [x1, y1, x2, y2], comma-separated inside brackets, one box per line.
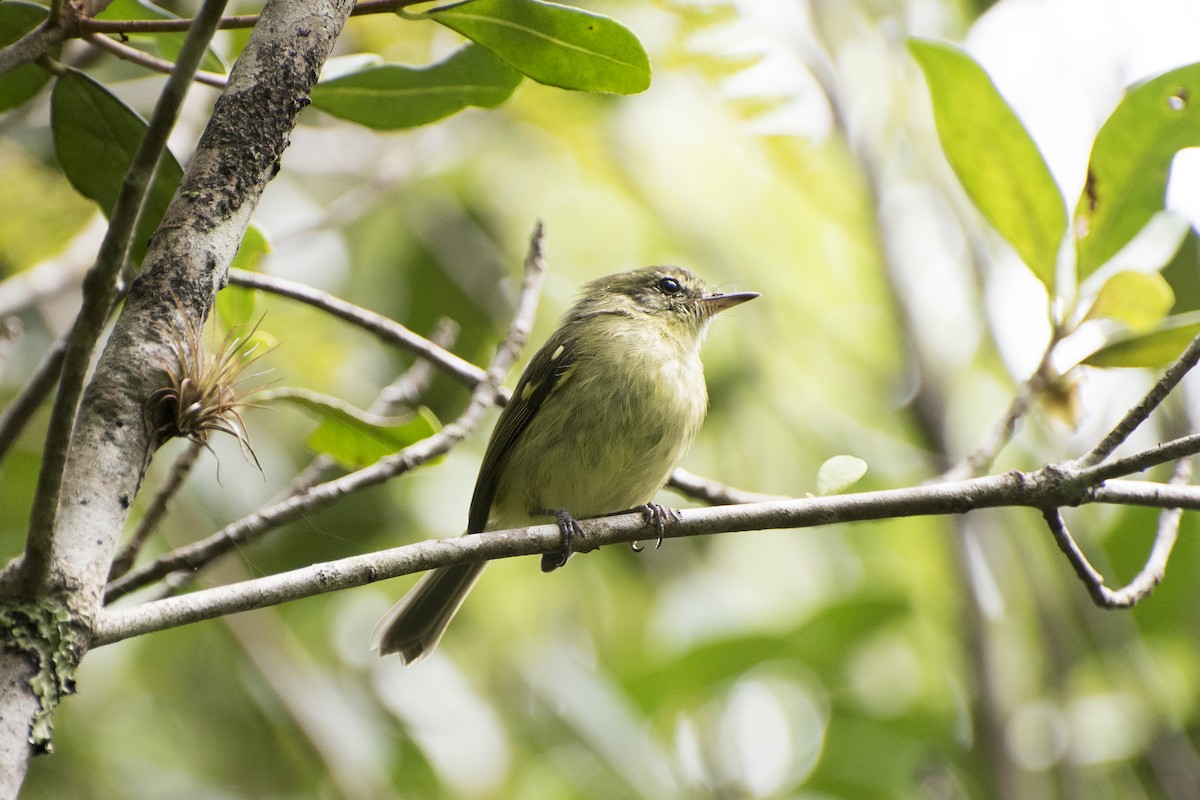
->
[0, 0, 352, 789]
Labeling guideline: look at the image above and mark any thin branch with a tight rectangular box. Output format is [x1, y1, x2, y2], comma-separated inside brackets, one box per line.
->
[0, 336, 66, 465]
[284, 318, 459, 497]
[80, 0, 429, 34]
[1077, 432, 1200, 485]
[227, 268, 496, 395]
[108, 440, 204, 581]
[667, 467, 787, 505]
[22, 0, 230, 587]
[942, 341, 1056, 481]
[0, 20, 67, 80]
[85, 33, 227, 88]
[105, 224, 547, 601]
[1076, 332, 1200, 468]
[1042, 453, 1188, 610]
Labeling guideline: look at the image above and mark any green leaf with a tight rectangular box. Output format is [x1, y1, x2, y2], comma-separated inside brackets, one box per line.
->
[816, 455, 868, 496]
[51, 70, 184, 266]
[1161, 228, 1200, 314]
[231, 224, 270, 271]
[0, 3, 59, 112]
[909, 39, 1066, 291]
[311, 44, 522, 130]
[1075, 62, 1200, 278]
[1084, 270, 1174, 331]
[428, 0, 651, 94]
[266, 389, 440, 468]
[1083, 311, 1200, 368]
[97, 0, 226, 74]
[215, 286, 262, 330]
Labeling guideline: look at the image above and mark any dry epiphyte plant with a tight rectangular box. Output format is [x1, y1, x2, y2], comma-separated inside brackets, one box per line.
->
[146, 307, 272, 470]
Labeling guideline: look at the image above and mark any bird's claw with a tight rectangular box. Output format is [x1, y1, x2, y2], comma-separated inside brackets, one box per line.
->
[541, 508, 584, 573]
[630, 503, 681, 553]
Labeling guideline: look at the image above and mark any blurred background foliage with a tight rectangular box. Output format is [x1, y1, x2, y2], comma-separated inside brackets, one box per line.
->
[4, 0, 1200, 797]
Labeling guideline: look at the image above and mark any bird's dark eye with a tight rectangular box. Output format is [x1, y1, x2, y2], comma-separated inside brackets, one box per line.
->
[657, 277, 683, 295]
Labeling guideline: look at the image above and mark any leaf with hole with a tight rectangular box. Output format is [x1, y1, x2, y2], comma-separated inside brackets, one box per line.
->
[1075, 62, 1200, 278]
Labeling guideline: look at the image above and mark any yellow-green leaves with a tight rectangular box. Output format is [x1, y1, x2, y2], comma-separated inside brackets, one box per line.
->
[909, 39, 1066, 291]
[427, 0, 651, 94]
[266, 390, 441, 469]
[311, 44, 521, 130]
[913, 39, 1200, 369]
[1074, 63, 1200, 278]
[816, 455, 868, 496]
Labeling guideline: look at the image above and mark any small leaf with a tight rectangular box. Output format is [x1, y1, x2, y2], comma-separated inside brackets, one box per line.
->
[231, 224, 270, 271]
[1084, 270, 1174, 331]
[429, 0, 651, 94]
[1083, 311, 1200, 368]
[816, 455, 868, 496]
[0, 3, 59, 112]
[1161, 228, 1200, 314]
[215, 287, 261, 330]
[51, 70, 184, 266]
[909, 39, 1066, 291]
[266, 389, 440, 468]
[97, 0, 226, 74]
[311, 44, 522, 130]
[1075, 62, 1200, 278]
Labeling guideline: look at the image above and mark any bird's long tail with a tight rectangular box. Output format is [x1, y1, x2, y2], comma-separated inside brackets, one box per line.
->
[370, 561, 488, 665]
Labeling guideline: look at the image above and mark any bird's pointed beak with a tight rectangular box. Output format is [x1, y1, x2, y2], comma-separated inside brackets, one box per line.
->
[701, 290, 759, 314]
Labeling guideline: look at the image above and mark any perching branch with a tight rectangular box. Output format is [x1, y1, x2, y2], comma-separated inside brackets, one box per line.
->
[91, 463, 1200, 647]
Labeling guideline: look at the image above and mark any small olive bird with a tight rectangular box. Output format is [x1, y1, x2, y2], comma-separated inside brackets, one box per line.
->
[371, 266, 758, 664]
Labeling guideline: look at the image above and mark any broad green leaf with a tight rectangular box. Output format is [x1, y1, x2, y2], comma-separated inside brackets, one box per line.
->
[266, 389, 440, 468]
[1161, 228, 1200, 314]
[0, 3, 59, 112]
[1075, 62, 1200, 278]
[311, 44, 522, 130]
[909, 39, 1066, 290]
[97, 0, 226, 74]
[1083, 311, 1200, 368]
[816, 455, 868, 496]
[428, 0, 651, 94]
[51, 70, 184, 266]
[1084, 270, 1174, 331]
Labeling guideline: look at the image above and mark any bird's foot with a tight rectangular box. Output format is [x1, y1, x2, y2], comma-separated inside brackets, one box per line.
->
[541, 508, 584, 573]
[630, 503, 681, 552]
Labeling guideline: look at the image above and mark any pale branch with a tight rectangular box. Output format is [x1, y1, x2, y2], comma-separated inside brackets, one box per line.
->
[227, 268, 498, 395]
[0, 335, 66, 464]
[108, 440, 204, 581]
[284, 319, 460, 497]
[85, 33, 228, 88]
[1076, 332, 1200, 469]
[91, 467, 1200, 647]
[105, 225, 548, 601]
[0, 20, 66, 80]
[80, 0, 429, 34]
[942, 338, 1056, 482]
[1045, 459, 1192, 609]
[22, 0, 231, 589]
[667, 467, 787, 505]
[1078, 432, 1200, 485]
